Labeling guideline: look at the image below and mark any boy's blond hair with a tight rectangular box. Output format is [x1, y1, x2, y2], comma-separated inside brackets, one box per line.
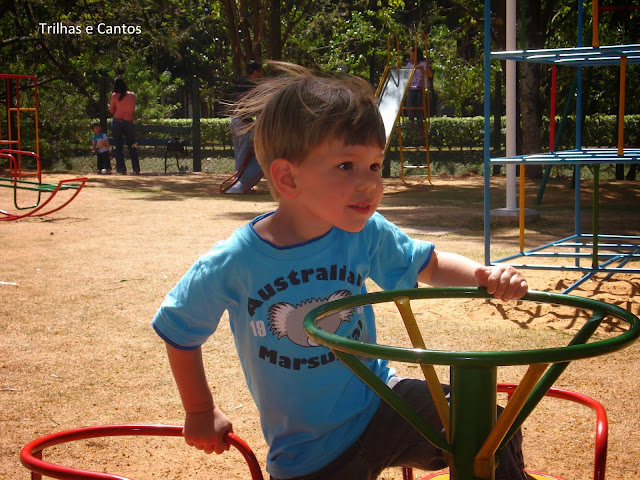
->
[233, 62, 386, 198]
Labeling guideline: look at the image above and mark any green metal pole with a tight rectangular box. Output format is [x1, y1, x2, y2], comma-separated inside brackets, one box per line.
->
[592, 164, 600, 270]
[450, 365, 497, 480]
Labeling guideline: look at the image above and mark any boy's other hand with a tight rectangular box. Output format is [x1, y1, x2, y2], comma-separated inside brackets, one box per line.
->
[183, 406, 233, 454]
[475, 265, 528, 301]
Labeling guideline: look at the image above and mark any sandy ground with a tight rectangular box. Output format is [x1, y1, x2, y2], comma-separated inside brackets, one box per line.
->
[1, 172, 639, 480]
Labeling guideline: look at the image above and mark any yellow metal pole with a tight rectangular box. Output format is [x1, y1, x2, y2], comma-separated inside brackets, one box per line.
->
[423, 32, 431, 184]
[394, 297, 450, 439]
[473, 363, 549, 478]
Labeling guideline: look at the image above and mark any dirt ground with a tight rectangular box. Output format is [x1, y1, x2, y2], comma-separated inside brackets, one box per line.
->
[1, 172, 639, 480]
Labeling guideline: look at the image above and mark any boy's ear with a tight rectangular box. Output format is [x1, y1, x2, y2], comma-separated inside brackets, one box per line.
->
[270, 158, 299, 199]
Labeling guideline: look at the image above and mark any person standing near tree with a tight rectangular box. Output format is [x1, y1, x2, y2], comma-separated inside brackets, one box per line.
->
[110, 78, 140, 175]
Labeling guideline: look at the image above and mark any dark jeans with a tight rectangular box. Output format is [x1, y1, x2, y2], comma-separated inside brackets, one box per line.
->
[270, 377, 526, 480]
[96, 151, 111, 171]
[111, 118, 140, 173]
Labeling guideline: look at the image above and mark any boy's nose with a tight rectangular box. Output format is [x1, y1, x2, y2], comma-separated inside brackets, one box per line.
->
[356, 172, 379, 191]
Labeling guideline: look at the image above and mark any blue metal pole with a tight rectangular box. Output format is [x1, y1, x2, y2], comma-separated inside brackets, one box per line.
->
[575, 0, 584, 267]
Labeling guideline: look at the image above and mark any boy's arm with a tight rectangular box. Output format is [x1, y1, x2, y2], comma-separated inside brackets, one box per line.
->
[165, 344, 233, 454]
[418, 250, 528, 301]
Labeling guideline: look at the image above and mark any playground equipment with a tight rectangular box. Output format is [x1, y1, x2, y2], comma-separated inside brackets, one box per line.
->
[19, 288, 635, 480]
[376, 34, 432, 183]
[304, 287, 640, 480]
[482, 1, 640, 293]
[0, 73, 87, 220]
[221, 117, 263, 194]
[20, 425, 264, 480]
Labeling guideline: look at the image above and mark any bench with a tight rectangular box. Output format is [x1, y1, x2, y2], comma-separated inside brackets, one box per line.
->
[109, 123, 192, 173]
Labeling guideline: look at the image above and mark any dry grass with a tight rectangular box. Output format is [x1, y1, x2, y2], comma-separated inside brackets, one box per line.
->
[1, 172, 639, 480]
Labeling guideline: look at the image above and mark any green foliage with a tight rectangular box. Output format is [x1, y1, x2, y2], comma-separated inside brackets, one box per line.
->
[2, 0, 638, 164]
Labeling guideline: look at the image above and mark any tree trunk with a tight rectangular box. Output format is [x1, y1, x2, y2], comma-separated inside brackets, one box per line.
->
[268, 0, 282, 60]
[518, 0, 545, 178]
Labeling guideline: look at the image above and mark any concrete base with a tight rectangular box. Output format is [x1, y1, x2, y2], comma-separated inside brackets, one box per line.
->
[490, 207, 540, 225]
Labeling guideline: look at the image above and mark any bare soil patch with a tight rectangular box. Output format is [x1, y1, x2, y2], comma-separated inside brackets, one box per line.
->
[1, 173, 639, 480]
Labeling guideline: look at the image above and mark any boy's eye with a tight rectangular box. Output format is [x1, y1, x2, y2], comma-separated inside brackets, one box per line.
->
[338, 162, 353, 170]
[370, 163, 381, 172]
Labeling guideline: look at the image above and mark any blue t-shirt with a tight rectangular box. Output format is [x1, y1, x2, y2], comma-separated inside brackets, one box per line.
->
[152, 212, 434, 478]
[92, 132, 110, 153]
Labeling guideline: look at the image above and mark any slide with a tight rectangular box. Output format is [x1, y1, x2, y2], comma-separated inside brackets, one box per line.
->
[377, 68, 412, 152]
[220, 117, 264, 194]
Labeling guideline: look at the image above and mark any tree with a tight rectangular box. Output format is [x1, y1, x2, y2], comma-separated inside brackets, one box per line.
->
[219, 0, 315, 78]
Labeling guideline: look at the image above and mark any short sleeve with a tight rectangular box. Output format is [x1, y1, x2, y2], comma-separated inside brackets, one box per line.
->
[366, 213, 434, 291]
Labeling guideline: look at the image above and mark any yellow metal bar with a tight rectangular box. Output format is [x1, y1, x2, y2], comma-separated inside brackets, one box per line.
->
[394, 296, 450, 439]
[618, 56, 626, 156]
[399, 125, 406, 183]
[423, 32, 431, 184]
[473, 363, 548, 478]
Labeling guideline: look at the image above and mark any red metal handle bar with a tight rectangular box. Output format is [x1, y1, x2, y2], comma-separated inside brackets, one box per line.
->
[498, 384, 607, 480]
[403, 384, 607, 480]
[20, 424, 264, 480]
[0, 148, 41, 181]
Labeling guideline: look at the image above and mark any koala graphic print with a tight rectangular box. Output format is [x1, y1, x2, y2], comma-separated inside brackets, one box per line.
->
[268, 290, 354, 347]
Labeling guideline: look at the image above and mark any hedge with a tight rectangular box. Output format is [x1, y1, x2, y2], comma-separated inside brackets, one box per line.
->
[78, 114, 639, 154]
[389, 114, 640, 151]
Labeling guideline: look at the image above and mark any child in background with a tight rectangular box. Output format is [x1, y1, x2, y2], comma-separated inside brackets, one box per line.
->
[91, 123, 111, 174]
[152, 63, 529, 480]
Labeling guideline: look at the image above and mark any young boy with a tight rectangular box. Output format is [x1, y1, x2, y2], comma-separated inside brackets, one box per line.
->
[152, 63, 529, 480]
[90, 123, 112, 174]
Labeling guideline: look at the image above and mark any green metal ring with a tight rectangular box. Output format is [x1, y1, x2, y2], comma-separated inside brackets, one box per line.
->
[303, 287, 640, 367]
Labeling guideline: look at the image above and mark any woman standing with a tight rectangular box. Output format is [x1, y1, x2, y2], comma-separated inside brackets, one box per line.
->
[110, 78, 140, 174]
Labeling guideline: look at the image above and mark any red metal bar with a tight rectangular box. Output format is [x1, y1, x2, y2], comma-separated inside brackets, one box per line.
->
[498, 384, 607, 480]
[0, 148, 41, 181]
[403, 384, 607, 480]
[0, 148, 86, 220]
[20, 425, 264, 480]
[0, 73, 37, 81]
[599, 6, 640, 12]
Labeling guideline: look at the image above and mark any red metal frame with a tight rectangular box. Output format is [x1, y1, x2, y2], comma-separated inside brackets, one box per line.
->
[0, 149, 87, 221]
[20, 424, 264, 480]
[19, 385, 607, 480]
[0, 72, 87, 220]
[403, 383, 608, 480]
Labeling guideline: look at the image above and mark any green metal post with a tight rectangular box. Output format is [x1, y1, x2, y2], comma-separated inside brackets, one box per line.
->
[450, 366, 497, 480]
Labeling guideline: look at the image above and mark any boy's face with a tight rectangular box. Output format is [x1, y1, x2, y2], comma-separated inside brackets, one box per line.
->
[289, 138, 384, 234]
[92, 125, 101, 134]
